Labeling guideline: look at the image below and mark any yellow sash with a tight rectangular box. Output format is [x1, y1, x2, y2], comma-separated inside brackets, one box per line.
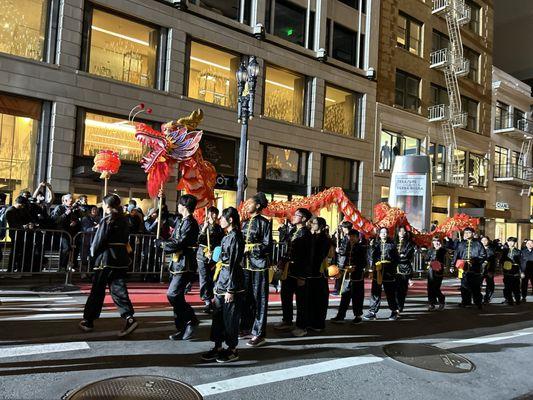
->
[375, 260, 390, 285]
[171, 251, 182, 262]
[503, 261, 513, 271]
[213, 261, 227, 282]
[320, 258, 329, 274]
[268, 267, 275, 283]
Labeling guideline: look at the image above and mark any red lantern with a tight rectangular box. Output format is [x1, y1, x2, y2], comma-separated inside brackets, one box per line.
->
[92, 150, 121, 179]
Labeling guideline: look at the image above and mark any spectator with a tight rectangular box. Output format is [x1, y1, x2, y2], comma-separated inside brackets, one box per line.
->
[127, 199, 137, 214]
[31, 182, 54, 228]
[51, 193, 83, 271]
[0, 193, 7, 242]
[76, 195, 92, 216]
[80, 206, 101, 269]
[5, 196, 35, 272]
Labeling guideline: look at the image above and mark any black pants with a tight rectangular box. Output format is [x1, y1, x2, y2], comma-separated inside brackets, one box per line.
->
[368, 279, 398, 313]
[334, 276, 342, 294]
[240, 269, 269, 337]
[395, 274, 411, 311]
[59, 235, 71, 271]
[503, 274, 521, 303]
[427, 269, 445, 305]
[83, 268, 134, 321]
[483, 273, 495, 302]
[280, 276, 307, 329]
[460, 272, 483, 306]
[306, 277, 329, 329]
[210, 293, 243, 349]
[521, 267, 533, 299]
[337, 278, 364, 319]
[8, 231, 34, 273]
[167, 271, 197, 331]
[197, 253, 214, 302]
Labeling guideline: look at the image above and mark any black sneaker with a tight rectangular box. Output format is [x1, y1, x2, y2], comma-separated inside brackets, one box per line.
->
[169, 331, 183, 341]
[437, 303, 445, 311]
[330, 316, 346, 324]
[118, 317, 138, 337]
[202, 303, 213, 314]
[201, 347, 221, 361]
[363, 312, 376, 321]
[352, 317, 362, 324]
[388, 312, 399, 321]
[246, 336, 266, 347]
[79, 319, 94, 332]
[216, 349, 239, 363]
[182, 319, 199, 340]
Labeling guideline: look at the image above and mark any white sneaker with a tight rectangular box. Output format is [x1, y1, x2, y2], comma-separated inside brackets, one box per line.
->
[291, 327, 307, 337]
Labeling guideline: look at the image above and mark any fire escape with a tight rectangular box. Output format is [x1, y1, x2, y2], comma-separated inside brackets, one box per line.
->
[428, 0, 471, 185]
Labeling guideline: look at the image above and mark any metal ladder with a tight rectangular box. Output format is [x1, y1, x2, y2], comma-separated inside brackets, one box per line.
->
[519, 139, 533, 196]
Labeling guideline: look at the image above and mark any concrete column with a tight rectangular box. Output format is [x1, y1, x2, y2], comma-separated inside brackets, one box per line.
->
[310, 77, 325, 129]
[251, 0, 267, 28]
[56, 0, 84, 69]
[48, 102, 76, 193]
[167, 28, 187, 95]
[315, 0, 328, 51]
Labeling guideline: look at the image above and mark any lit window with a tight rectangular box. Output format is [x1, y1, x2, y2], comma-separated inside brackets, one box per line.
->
[0, 0, 49, 61]
[86, 8, 159, 87]
[468, 153, 487, 187]
[324, 85, 363, 137]
[82, 112, 143, 162]
[322, 155, 358, 192]
[453, 149, 466, 185]
[263, 65, 305, 124]
[264, 145, 306, 184]
[397, 13, 422, 56]
[188, 42, 240, 109]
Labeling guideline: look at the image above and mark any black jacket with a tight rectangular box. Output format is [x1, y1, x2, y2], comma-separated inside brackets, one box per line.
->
[215, 230, 245, 294]
[451, 239, 487, 273]
[5, 206, 33, 240]
[337, 236, 350, 268]
[51, 204, 82, 235]
[197, 223, 224, 260]
[521, 247, 533, 273]
[286, 226, 313, 279]
[368, 239, 399, 281]
[163, 215, 199, 273]
[426, 247, 447, 275]
[396, 238, 415, 274]
[91, 213, 130, 268]
[310, 232, 332, 277]
[242, 214, 272, 270]
[483, 246, 496, 274]
[339, 239, 367, 280]
[501, 246, 522, 275]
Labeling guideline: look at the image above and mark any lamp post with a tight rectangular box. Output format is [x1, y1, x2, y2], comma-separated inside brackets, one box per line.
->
[236, 55, 259, 206]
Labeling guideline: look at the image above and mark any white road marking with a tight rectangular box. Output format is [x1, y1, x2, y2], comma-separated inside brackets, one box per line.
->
[0, 342, 90, 358]
[0, 297, 76, 303]
[194, 355, 383, 397]
[438, 327, 533, 349]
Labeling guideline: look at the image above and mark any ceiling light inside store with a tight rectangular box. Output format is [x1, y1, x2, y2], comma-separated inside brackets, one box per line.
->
[85, 119, 136, 133]
[190, 56, 230, 71]
[265, 79, 294, 91]
[92, 26, 150, 46]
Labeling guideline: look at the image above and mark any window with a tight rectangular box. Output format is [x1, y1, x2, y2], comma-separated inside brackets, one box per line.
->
[338, 0, 367, 13]
[430, 84, 448, 107]
[395, 70, 421, 111]
[266, 0, 314, 49]
[0, 0, 49, 61]
[514, 108, 526, 129]
[431, 30, 449, 53]
[0, 93, 41, 196]
[468, 153, 487, 187]
[263, 145, 306, 184]
[189, 0, 252, 24]
[82, 112, 144, 162]
[322, 155, 359, 192]
[466, 0, 481, 35]
[495, 101, 509, 130]
[429, 143, 446, 181]
[263, 65, 305, 124]
[85, 7, 160, 88]
[332, 23, 358, 66]
[463, 46, 479, 83]
[323, 85, 363, 137]
[453, 149, 466, 185]
[379, 130, 419, 171]
[461, 96, 478, 132]
[187, 41, 240, 109]
[404, 136, 420, 156]
[200, 134, 237, 177]
[397, 13, 422, 56]
[494, 146, 508, 178]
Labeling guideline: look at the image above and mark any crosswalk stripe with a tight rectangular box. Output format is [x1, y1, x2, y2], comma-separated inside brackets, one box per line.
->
[0, 342, 90, 358]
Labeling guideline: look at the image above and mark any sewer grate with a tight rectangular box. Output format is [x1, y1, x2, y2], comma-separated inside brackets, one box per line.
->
[63, 375, 203, 400]
[383, 343, 475, 373]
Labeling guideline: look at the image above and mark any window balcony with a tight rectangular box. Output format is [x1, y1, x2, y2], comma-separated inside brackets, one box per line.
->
[430, 49, 450, 69]
[494, 116, 533, 140]
[451, 112, 467, 128]
[432, 0, 450, 15]
[494, 164, 533, 185]
[432, 0, 470, 23]
[428, 104, 448, 122]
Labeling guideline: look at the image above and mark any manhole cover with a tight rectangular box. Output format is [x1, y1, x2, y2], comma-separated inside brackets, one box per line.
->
[63, 375, 203, 400]
[383, 343, 475, 373]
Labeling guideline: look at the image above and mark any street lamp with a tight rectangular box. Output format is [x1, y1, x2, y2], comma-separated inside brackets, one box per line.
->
[236, 55, 259, 206]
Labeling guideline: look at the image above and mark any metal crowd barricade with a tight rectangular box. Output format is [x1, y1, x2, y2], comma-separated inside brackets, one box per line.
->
[0, 227, 73, 277]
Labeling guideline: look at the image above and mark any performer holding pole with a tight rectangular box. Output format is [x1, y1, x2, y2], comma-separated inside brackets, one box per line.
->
[426, 237, 446, 311]
[501, 237, 522, 305]
[395, 226, 415, 312]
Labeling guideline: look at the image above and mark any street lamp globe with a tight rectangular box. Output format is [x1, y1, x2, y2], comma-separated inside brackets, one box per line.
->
[236, 62, 248, 83]
[247, 56, 259, 78]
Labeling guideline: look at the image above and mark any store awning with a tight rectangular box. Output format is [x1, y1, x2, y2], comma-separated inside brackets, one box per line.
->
[458, 208, 512, 219]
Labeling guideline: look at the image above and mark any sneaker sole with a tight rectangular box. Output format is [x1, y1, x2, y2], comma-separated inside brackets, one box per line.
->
[246, 340, 266, 347]
[201, 356, 218, 361]
[216, 356, 240, 363]
[118, 321, 138, 337]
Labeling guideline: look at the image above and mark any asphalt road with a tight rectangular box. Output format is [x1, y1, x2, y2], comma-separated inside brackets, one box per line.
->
[1, 279, 533, 400]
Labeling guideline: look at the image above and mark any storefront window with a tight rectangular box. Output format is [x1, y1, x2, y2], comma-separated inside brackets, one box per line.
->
[322, 155, 358, 193]
[0, 0, 49, 61]
[468, 153, 487, 187]
[323, 85, 363, 137]
[264, 65, 305, 124]
[264, 145, 306, 184]
[214, 189, 236, 212]
[87, 8, 159, 87]
[82, 112, 143, 162]
[379, 130, 419, 171]
[200, 133, 237, 176]
[320, 204, 341, 233]
[380, 186, 389, 202]
[0, 95, 40, 197]
[453, 149, 466, 185]
[188, 42, 240, 109]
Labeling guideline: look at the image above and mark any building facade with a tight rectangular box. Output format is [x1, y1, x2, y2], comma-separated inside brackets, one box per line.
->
[0, 0, 380, 233]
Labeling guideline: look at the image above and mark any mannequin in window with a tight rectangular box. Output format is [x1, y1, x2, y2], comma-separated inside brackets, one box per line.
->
[380, 141, 391, 170]
[392, 139, 401, 169]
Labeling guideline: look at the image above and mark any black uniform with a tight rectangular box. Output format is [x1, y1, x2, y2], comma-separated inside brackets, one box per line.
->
[163, 215, 200, 331]
[452, 239, 487, 307]
[426, 247, 447, 306]
[51, 204, 83, 270]
[240, 214, 272, 338]
[211, 229, 245, 349]
[368, 239, 400, 314]
[334, 235, 349, 294]
[197, 223, 224, 303]
[5, 206, 35, 272]
[83, 213, 134, 321]
[306, 231, 331, 330]
[395, 237, 415, 312]
[501, 246, 522, 304]
[335, 238, 367, 320]
[482, 245, 496, 303]
[521, 247, 533, 300]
